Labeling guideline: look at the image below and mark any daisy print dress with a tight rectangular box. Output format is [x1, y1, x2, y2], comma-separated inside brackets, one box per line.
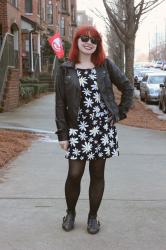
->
[65, 68, 119, 160]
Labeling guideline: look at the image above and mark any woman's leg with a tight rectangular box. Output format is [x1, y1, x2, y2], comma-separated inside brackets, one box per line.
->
[65, 159, 86, 213]
[88, 159, 106, 216]
[87, 159, 106, 234]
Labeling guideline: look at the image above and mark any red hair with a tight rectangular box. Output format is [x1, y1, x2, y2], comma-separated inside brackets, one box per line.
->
[68, 26, 106, 66]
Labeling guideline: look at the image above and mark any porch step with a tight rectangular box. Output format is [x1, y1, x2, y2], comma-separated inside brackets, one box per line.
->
[39, 73, 54, 92]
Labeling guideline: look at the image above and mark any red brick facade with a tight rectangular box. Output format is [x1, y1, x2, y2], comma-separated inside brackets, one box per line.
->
[0, 0, 77, 111]
[0, 0, 8, 34]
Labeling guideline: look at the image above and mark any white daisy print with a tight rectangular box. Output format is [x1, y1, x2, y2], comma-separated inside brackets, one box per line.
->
[90, 113, 95, 120]
[91, 68, 96, 74]
[93, 92, 101, 103]
[70, 155, 77, 160]
[108, 128, 114, 138]
[79, 76, 87, 87]
[82, 142, 92, 153]
[89, 137, 94, 142]
[98, 152, 103, 157]
[93, 120, 98, 125]
[100, 101, 105, 109]
[103, 123, 108, 131]
[88, 152, 94, 160]
[101, 134, 109, 146]
[89, 126, 100, 136]
[77, 71, 81, 77]
[109, 140, 115, 147]
[112, 149, 119, 156]
[69, 128, 78, 136]
[70, 137, 79, 146]
[89, 73, 96, 80]
[104, 147, 110, 155]
[72, 148, 81, 156]
[84, 97, 94, 108]
[91, 82, 98, 90]
[82, 88, 91, 96]
[66, 68, 119, 161]
[95, 145, 101, 153]
[79, 131, 87, 140]
[79, 121, 89, 131]
[93, 106, 100, 113]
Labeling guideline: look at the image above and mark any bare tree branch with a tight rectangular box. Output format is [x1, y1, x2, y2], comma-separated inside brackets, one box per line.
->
[101, 0, 166, 82]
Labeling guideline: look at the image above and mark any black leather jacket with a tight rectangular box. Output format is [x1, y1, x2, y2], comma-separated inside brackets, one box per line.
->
[55, 58, 134, 141]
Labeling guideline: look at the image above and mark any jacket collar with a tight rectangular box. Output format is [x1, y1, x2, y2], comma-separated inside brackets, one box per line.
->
[61, 60, 106, 69]
[61, 60, 75, 68]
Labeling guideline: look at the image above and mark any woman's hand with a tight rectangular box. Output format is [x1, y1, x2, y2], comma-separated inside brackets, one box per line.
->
[59, 140, 69, 151]
[108, 114, 115, 126]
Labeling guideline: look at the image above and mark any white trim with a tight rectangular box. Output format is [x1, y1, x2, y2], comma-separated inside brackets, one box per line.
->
[37, 33, 41, 72]
[30, 33, 34, 72]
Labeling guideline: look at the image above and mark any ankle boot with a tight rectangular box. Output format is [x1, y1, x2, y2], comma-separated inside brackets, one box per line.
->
[87, 215, 100, 234]
[62, 210, 76, 232]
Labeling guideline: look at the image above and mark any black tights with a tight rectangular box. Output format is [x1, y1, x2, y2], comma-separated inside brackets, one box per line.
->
[65, 159, 106, 216]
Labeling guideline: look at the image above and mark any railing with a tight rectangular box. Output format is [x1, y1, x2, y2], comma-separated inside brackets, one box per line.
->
[0, 33, 15, 102]
[41, 55, 54, 73]
[32, 52, 40, 79]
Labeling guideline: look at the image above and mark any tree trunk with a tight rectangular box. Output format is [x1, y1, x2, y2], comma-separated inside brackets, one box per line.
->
[125, 39, 135, 84]
[118, 42, 125, 72]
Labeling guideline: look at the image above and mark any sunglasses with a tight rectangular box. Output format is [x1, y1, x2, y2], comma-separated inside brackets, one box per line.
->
[79, 35, 99, 45]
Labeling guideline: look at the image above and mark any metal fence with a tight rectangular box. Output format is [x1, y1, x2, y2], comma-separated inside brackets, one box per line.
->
[0, 33, 15, 102]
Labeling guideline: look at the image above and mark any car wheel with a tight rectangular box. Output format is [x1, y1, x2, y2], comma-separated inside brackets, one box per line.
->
[145, 93, 149, 104]
[140, 92, 144, 101]
[162, 100, 166, 113]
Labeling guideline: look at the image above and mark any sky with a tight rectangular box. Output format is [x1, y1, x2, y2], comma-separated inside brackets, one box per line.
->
[77, 0, 166, 59]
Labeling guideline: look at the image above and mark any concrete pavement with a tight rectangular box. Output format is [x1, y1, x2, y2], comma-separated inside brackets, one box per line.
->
[0, 93, 166, 250]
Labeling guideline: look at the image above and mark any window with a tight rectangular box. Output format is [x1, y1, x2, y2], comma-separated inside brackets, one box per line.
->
[71, 5, 75, 23]
[37, 0, 41, 15]
[25, 0, 32, 13]
[61, 0, 67, 10]
[60, 17, 65, 36]
[41, 0, 46, 21]
[149, 75, 166, 84]
[10, 0, 17, 8]
[47, 3, 53, 24]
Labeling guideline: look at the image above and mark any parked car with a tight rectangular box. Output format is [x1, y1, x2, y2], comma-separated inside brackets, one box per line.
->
[160, 61, 166, 70]
[140, 72, 166, 103]
[153, 60, 163, 68]
[134, 69, 154, 90]
[159, 77, 166, 113]
[163, 64, 166, 71]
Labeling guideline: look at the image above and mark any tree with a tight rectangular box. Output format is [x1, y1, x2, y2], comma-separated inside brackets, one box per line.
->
[102, 0, 165, 83]
[106, 24, 125, 71]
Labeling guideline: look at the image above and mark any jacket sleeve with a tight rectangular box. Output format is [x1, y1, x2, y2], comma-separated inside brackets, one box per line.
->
[106, 58, 134, 120]
[55, 65, 69, 141]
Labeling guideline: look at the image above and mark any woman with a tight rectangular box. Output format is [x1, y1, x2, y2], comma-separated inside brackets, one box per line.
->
[55, 25, 133, 234]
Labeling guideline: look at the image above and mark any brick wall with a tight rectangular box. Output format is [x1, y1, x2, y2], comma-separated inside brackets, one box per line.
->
[3, 68, 20, 112]
[0, 0, 8, 33]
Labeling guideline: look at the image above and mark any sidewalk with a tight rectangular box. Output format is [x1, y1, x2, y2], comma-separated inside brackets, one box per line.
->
[0, 94, 166, 250]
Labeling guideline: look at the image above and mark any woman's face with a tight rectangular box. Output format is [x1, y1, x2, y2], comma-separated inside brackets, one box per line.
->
[77, 34, 98, 56]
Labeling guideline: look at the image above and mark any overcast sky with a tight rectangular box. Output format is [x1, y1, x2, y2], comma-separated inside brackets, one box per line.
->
[77, 0, 166, 57]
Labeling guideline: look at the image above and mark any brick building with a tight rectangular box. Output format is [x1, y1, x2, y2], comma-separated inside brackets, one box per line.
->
[0, 0, 77, 111]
